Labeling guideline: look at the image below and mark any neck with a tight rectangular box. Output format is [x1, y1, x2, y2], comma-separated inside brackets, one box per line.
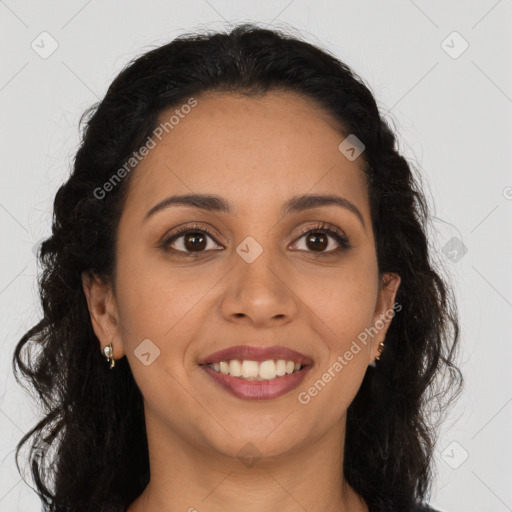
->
[127, 412, 368, 512]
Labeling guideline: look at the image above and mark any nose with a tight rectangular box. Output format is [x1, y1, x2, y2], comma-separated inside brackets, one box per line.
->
[219, 249, 298, 328]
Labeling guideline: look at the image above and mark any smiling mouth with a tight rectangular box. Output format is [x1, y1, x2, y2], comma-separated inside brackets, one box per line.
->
[198, 344, 314, 399]
[205, 359, 306, 381]
[200, 361, 312, 400]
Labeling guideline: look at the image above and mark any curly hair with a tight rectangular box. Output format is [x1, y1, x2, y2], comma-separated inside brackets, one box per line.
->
[12, 23, 462, 512]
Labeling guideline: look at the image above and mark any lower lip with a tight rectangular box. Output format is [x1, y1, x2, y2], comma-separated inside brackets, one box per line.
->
[201, 365, 312, 400]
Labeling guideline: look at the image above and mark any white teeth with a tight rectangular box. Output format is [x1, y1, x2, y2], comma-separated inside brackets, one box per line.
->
[275, 359, 287, 376]
[241, 360, 259, 379]
[259, 360, 276, 380]
[229, 359, 242, 377]
[208, 359, 303, 380]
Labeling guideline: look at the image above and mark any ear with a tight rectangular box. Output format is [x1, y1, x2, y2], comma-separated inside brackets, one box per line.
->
[370, 272, 401, 363]
[81, 271, 126, 361]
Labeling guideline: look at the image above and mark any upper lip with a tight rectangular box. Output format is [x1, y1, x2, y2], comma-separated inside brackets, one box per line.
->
[199, 345, 314, 366]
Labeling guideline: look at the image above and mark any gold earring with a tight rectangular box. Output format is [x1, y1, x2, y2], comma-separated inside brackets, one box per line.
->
[375, 341, 385, 361]
[103, 342, 115, 369]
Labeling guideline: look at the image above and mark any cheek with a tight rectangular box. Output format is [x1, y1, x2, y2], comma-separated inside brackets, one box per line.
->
[295, 261, 378, 347]
[113, 260, 202, 401]
[115, 249, 210, 340]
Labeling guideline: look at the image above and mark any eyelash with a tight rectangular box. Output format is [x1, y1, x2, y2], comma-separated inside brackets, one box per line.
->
[160, 222, 352, 258]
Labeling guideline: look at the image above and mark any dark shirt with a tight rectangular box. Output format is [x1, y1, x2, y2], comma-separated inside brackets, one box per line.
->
[415, 505, 441, 512]
[123, 502, 442, 511]
[386, 504, 441, 512]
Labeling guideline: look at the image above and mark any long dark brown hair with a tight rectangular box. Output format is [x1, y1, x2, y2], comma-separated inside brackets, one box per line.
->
[12, 23, 462, 512]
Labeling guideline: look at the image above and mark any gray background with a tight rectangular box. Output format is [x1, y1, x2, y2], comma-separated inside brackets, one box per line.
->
[1, 1, 511, 510]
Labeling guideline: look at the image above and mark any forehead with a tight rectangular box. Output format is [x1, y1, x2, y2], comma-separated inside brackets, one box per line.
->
[122, 90, 369, 218]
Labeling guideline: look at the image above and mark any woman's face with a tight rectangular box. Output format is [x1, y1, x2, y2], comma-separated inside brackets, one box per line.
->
[85, 90, 400, 461]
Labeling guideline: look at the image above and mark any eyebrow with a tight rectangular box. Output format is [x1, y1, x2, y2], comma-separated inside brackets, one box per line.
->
[144, 193, 365, 229]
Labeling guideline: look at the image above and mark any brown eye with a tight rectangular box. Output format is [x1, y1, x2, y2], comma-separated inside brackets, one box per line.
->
[161, 226, 223, 255]
[305, 232, 329, 252]
[291, 223, 352, 256]
[182, 232, 207, 252]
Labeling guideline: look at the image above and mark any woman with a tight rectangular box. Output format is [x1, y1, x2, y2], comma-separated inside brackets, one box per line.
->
[12, 23, 462, 512]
